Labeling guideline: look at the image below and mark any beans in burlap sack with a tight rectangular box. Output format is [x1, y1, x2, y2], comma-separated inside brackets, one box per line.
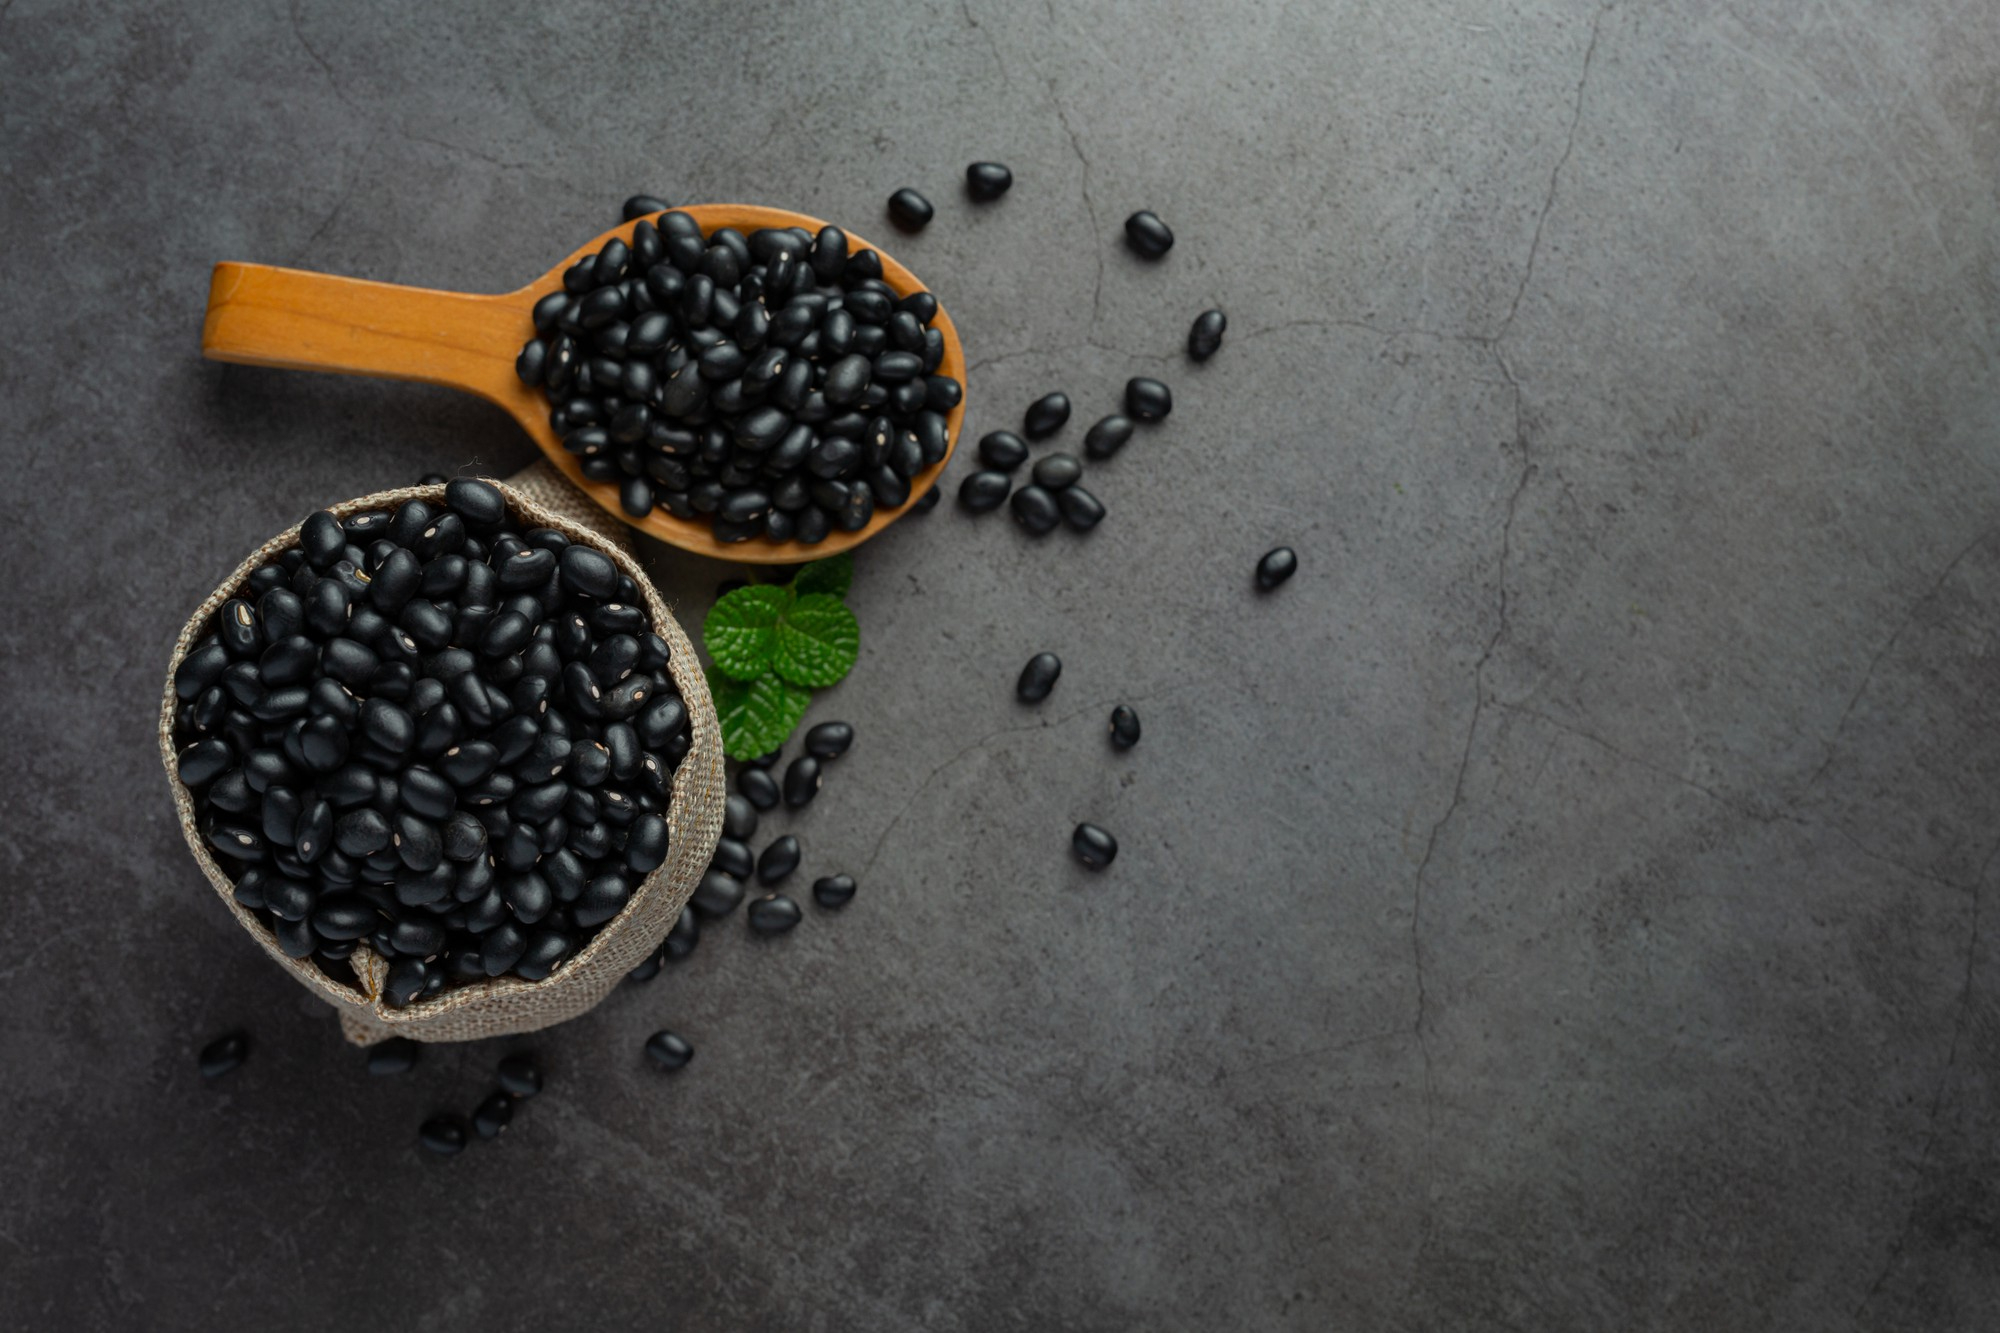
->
[159, 463, 724, 1044]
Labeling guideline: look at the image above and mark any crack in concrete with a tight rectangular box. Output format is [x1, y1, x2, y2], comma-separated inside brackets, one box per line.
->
[1036, 1, 1106, 340]
[1851, 841, 1999, 1325]
[1801, 522, 2000, 798]
[1490, 3, 1611, 343]
[289, 1, 358, 116]
[1233, 317, 1491, 349]
[1403, 346, 1535, 1285]
[287, 133, 379, 266]
[965, 339, 1173, 374]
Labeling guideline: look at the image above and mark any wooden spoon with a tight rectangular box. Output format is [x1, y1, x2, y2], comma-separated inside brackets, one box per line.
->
[201, 205, 966, 564]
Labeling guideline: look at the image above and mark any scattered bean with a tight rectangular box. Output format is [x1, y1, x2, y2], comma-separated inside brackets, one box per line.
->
[367, 1037, 419, 1076]
[1072, 822, 1118, 869]
[1031, 453, 1083, 491]
[497, 1053, 543, 1098]
[887, 188, 934, 231]
[965, 161, 1013, 200]
[1124, 210, 1174, 258]
[1010, 485, 1060, 535]
[748, 894, 803, 935]
[1188, 309, 1226, 360]
[472, 1090, 513, 1139]
[198, 1031, 248, 1080]
[418, 1115, 469, 1156]
[1125, 377, 1172, 422]
[1256, 546, 1298, 591]
[757, 835, 801, 884]
[1109, 705, 1141, 749]
[813, 874, 857, 909]
[1023, 392, 1071, 439]
[804, 721, 853, 759]
[1017, 652, 1062, 702]
[645, 1029, 694, 1070]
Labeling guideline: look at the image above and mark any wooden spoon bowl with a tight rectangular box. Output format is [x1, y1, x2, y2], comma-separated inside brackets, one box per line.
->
[201, 205, 966, 564]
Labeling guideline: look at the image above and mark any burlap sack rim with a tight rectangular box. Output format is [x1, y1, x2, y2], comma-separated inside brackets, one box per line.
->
[159, 474, 724, 1044]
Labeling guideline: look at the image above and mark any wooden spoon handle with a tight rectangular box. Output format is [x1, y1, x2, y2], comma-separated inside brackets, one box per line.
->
[201, 262, 530, 408]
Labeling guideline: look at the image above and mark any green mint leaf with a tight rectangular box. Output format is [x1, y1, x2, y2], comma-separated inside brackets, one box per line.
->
[772, 593, 860, 688]
[703, 584, 792, 681]
[792, 552, 854, 600]
[709, 669, 813, 761]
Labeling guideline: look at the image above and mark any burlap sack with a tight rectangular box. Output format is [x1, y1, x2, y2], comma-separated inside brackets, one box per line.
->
[159, 462, 724, 1044]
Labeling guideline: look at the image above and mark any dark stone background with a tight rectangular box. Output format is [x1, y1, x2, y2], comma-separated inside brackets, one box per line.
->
[3, 1, 1997, 1327]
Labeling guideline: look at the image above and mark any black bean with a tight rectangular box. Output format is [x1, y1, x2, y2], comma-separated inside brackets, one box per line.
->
[1083, 415, 1135, 460]
[965, 161, 1013, 201]
[198, 1031, 249, 1080]
[886, 187, 934, 231]
[1124, 210, 1174, 258]
[1256, 546, 1298, 591]
[1072, 822, 1118, 869]
[515, 337, 549, 387]
[175, 642, 230, 701]
[1031, 453, 1082, 491]
[312, 893, 378, 940]
[748, 894, 802, 935]
[757, 835, 800, 884]
[978, 431, 1028, 471]
[794, 722, 849, 763]
[445, 478, 507, 530]
[492, 1053, 541, 1098]
[1104, 705, 1142, 750]
[472, 1090, 514, 1140]
[1187, 308, 1226, 360]
[645, 1029, 694, 1070]
[780, 754, 822, 809]
[1010, 485, 1060, 535]
[334, 807, 392, 857]
[1057, 485, 1105, 531]
[959, 470, 1011, 513]
[480, 924, 529, 977]
[623, 193, 671, 220]
[1024, 392, 1070, 439]
[178, 739, 232, 787]
[626, 813, 668, 873]
[367, 1037, 419, 1076]
[711, 836, 754, 881]
[1017, 651, 1062, 702]
[418, 1115, 468, 1156]
[822, 353, 872, 405]
[812, 874, 856, 909]
[1125, 377, 1172, 422]
[691, 868, 744, 918]
[574, 873, 632, 928]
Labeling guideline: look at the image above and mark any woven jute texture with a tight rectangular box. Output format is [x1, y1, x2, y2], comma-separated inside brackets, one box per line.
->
[159, 462, 724, 1045]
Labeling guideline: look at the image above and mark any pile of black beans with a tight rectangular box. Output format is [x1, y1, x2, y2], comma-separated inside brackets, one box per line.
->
[170, 479, 691, 1003]
[514, 211, 964, 545]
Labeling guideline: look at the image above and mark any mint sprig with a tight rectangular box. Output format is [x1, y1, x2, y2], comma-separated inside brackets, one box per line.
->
[702, 557, 862, 759]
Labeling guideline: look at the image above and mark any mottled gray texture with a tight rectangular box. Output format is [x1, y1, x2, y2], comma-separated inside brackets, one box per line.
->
[2, 0, 1997, 1328]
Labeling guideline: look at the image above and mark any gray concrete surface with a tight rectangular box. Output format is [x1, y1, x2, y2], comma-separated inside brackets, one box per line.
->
[3, 0, 1997, 1327]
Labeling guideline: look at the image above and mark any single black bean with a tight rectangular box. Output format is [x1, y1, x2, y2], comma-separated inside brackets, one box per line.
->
[1072, 822, 1118, 869]
[175, 642, 230, 700]
[1125, 377, 1172, 422]
[623, 193, 671, 220]
[723, 793, 759, 842]
[1188, 308, 1226, 360]
[711, 836, 754, 881]
[691, 868, 745, 918]
[312, 893, 378, 940]
[178, 739, 232, 787]
[965, 161, 1013, 201]
[496, 1053, 542, 1097]
[481, 924, 529, 977]
[645, 1029, 694, 1070]
[959, 470, 1011, 513]
[822, 353, 872, 405]
[1124, 210, 1174, 258]
[1256, 546, 1298, 591]
[748, 894, 802, 935]
[418, 1114, 468, 1156]
[1017, 651, 1061, 702]
[1108, 705, 1141, 749]
[445, 478, 506, 530]
[803, 721, 853, 760]
[367, 1037, 419, 1076]
[472, 1090, 514, 1140]
[1024, 392, 1070, 439]
[334, 807, 392, 857]
[978, 430, 1028, 471]
[198, 1031, 249, 1080]
[925, 375, 962, 412]
[623, 813, 668, 874]
[1083, 415, 1134, 460]
[1010, 484, 1060, 535]
[812, 874, 856, 909]
[887, 187, 934, 231]
[1031, 452, 1082, 491]
[1057, 485, 1105, 532]
[778, 755, 820, 809]
[757, 834, 800, 884]
[574, 873, 632, 928]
